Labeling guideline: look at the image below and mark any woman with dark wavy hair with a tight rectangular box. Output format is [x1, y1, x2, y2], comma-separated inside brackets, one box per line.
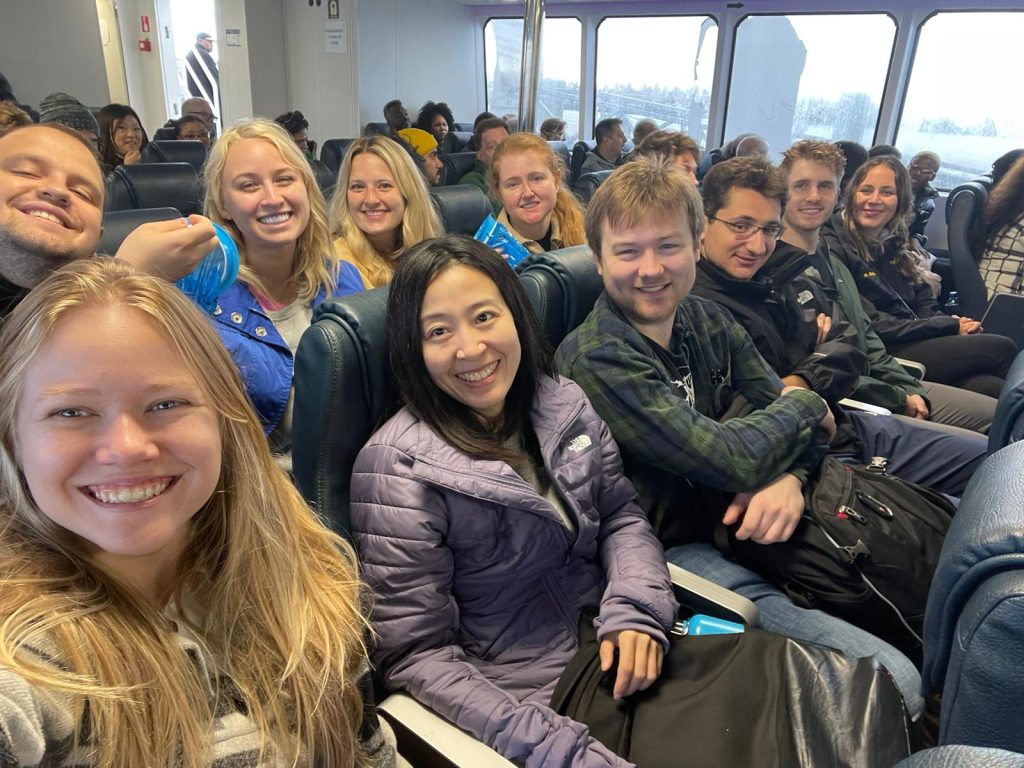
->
[97, 103, 149, 170]
[822, 154, 1016, 397]
[415, 100, 460, 154]
[979, 154, 1024, 298]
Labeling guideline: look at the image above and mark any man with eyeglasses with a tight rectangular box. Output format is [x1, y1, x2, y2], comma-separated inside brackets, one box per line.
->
[692, 154, 985, 481]
[181, 96, 218, 139]
[555, 156, 930, 718]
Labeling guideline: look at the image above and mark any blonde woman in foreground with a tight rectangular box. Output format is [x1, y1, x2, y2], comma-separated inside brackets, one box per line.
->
[0, 258, 394, 767]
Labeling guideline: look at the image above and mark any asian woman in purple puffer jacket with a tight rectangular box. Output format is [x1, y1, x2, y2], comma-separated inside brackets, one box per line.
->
[350, 235, 679, 768]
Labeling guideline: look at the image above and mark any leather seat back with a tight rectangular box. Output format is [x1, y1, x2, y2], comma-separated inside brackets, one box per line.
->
[922, 440, 1024, 752]
[441, 152, 480, 186]
[569, 140, 597, 185]
[104, 162, 202, 215]
[430, 185, 492, 235]
[573, 170, 613, 205]
[989, 349, 1024, 452]
[319, 138, 356, 178]
[945, 180, 992, 319]
[141, 140, 207, 172]
[518, 246, 602, 347]
[97, 206, 183, 256]
[293, 287, 393, 540]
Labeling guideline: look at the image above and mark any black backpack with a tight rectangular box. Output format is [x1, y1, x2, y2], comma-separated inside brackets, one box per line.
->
[717, 456, 955, 664]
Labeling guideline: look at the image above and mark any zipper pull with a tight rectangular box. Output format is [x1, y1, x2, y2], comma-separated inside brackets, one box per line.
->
[838, 504, 867, 524]
[856, 491, 894, 519]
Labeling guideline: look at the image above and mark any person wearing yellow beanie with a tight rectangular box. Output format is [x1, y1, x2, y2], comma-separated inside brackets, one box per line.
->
[398, 127, 442, 186]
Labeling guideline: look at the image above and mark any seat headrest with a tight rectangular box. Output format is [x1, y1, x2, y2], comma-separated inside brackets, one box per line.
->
[441, 152, 480, 186]
[292, 287, 394, 539]
[141, 140, 207, 172]
[922, 440, 1024, 692]
[319, 138, 355, 177]
[97, 206, 183, 256]
[518, 245, 601, 346]
[990, 349, 1024, 453]
[104, 162, 202, 215]
[573, 170, 613, 204]
[309, 158, 336, 199]
[430, 185, 491, 235]
[569, 140, 598, 183]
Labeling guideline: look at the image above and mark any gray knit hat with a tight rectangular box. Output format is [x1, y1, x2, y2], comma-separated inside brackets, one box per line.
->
[39, 92, 100, 136]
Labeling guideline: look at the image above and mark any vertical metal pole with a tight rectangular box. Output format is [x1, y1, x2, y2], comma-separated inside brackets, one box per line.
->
[517, 0, 545, 132]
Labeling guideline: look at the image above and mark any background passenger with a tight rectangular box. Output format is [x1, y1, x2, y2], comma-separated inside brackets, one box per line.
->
[181, 96, 217, 139]
[868, 143, 902, 159]
[329, 136, 443, 288]
[630, 130, 701, 185]
[821, 155, 1016, 397]
[397, 127, 443, 186]
[979, 154, 1024, 298]
[415, 100, 460, 154]
[174, 114, 212, 147]
[488, 132, 585, 254]
[722, 132, 769, 159]
[351, 234, 678, 766]
[38, 92, 101, 151]
[457, 117, 510, 204]
[97, 103, 149, 169]
[382, 99, 411, 135]
[990, 148, 1024, 186]
[833, 139, 869, 204]
[632, 118, 658, 146]
[907, 150, 940, 245]
[203, 118, 363, 463]
[538, 117, 566, 141]
[0, 101, 31, 138]
[0, 258, 393, 767]
[579, 117, 626, 177]
[275, 109, 316, 161]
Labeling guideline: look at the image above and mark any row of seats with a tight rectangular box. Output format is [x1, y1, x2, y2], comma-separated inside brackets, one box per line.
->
[98, 179, 495, 256]
[945, 177, 1024, 347]
[291, 244, 1024, 765]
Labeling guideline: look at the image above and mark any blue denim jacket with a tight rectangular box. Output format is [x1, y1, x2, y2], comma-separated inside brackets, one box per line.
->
[210, 262, 363, 434]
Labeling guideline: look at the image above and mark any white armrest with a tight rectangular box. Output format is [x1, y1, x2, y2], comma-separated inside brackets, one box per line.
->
[668, 562, 758, 626]
[894, 357, 926, 379]
[378, 693, 516, 767]
[839, 398, 892, 416]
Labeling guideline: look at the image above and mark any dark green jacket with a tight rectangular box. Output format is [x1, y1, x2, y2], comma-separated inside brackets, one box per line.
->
[556, 292, 828, 547]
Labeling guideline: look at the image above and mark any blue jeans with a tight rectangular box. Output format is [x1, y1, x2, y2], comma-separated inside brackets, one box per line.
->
[665, 541, 925, 720]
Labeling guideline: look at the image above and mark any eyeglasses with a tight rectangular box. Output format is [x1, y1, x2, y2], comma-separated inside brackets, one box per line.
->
[180, 132, 210, 141]
[908, 164, 937, 178]
[708, 215, 785, 240]
[186, 111, 217, 122]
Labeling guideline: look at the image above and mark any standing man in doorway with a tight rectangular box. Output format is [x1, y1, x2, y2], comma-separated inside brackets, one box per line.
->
[185, 32, 220, 125]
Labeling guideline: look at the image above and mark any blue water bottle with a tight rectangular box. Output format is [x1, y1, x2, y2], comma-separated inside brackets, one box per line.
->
[672, 614, 745, 636]
[175, 221, 240, 313]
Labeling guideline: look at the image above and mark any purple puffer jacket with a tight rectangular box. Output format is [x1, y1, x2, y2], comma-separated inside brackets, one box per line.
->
[351, 375, 678, 768]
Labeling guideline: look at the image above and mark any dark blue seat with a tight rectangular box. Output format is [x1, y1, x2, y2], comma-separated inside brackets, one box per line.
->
[440, 151, 479, 187]
[141, 140, 207, 172]
[895, 745, 1024, 768]
[572, 170, 612, 205]
[319, 138, 356, 178]
[569, 140, 596, 185]
[518, 246, 601, 348]
[946, 180, 993, 320]
[430, 185, 491, 235]
[104, 162, 202, 216]
[309, 158, 336, 199]
[922, 440, 1024, 752]
[989, 348, 1024, 453]
[97, 206, 183, 256]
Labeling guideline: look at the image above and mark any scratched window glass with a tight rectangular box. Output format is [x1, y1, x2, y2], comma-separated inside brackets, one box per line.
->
[723, 13, 896, 157]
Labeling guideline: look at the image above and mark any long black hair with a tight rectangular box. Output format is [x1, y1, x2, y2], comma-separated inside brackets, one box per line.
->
[387, 235, 554, 461]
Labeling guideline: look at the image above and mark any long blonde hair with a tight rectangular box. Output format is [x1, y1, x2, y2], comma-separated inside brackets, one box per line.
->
[328, 136, 443, 287]
[204, 118, 339, 302]
[489, 132, 586, 247]
[0, 259, 369, 767]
